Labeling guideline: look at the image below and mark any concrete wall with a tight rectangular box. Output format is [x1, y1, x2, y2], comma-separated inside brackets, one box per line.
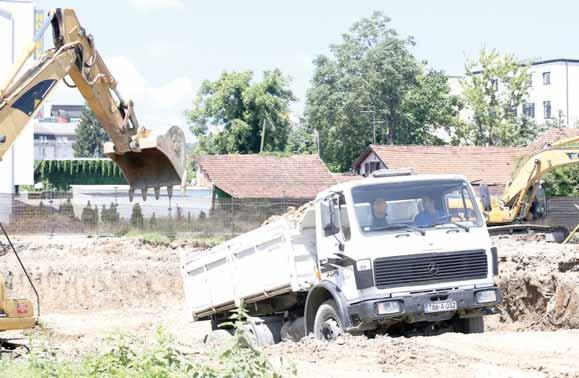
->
[0, 0, 37, 193]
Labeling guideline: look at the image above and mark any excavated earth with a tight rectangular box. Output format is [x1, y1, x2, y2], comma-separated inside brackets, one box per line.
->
[0, 234, 577, 377]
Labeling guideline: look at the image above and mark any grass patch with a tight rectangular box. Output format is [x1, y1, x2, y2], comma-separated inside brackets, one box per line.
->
[123, 230, 174, 246]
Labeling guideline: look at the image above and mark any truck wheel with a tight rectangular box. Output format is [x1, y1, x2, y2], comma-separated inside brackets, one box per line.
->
[314, 299, 344, 341]
[455, 316, 484, 334]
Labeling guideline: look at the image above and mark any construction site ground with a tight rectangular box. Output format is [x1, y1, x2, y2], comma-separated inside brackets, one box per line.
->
[0, 235, 578, 378]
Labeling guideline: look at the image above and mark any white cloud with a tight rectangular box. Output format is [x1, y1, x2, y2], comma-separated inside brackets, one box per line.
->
[41, 55, 195, 141]
[106, 56, 195, 139]
[127, 0, 185, 11]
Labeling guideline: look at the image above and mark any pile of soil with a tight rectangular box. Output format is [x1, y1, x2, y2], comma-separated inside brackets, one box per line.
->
[494, 236, 579, 330]
[262, 201, 314, 226]
[0, 236, 198, 312]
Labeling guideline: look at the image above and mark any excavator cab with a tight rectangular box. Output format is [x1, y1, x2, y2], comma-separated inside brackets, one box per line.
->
[530, 186, 547, 220]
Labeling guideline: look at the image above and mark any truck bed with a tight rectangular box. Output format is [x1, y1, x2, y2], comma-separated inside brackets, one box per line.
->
[180, 213, 318, 320]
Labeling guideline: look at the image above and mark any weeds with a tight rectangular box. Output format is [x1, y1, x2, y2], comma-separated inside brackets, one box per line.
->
[218, 305, 283, 378]
[0, 307, 292, 378]
[123, 230, 174, 246]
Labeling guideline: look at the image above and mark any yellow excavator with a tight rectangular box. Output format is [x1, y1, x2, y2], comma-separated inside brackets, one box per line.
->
[479, 135, 579, 242]
[0, 8, 186, 350]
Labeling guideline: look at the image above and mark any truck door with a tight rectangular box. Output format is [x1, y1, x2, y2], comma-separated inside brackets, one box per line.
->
[317, 193, 353, 288]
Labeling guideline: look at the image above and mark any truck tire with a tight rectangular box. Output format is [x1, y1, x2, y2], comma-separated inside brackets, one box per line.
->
[204, 329, 233, 345]
[314, 299, 344, 341]
[455, 316, 484, 334]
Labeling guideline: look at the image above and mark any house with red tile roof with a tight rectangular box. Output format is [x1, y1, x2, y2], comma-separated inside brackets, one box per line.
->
[351, 128, 579, 187]
[196, 154, 337, 200]
[527, 128, 579, 149]
[352, 144, 526, 186]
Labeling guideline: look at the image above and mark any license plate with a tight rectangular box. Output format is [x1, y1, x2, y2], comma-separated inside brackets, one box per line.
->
[424, 300, 458, 313]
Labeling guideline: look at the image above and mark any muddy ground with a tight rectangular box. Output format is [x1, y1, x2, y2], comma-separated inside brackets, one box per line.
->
[0, 235, 578, 377]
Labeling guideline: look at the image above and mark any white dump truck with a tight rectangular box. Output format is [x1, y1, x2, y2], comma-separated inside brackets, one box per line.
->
[181, 170, 501, 344]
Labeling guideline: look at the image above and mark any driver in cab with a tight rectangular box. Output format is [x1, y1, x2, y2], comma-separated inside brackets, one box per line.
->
[414, 196, 445, 227]
[372, 197, 388, 228]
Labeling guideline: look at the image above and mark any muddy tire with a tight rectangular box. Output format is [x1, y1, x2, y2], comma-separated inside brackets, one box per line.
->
[314, 299, 344, 341]
[455, 316, 484, 334]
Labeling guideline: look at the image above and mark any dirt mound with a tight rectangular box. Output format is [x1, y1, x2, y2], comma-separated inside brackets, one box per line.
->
[494, 236, 579, 330]
[0, 236, 198, 312]
[262, 201, 314, 226]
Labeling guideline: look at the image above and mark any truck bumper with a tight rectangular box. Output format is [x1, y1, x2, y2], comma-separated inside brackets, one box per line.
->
[346, 286, 501, 330]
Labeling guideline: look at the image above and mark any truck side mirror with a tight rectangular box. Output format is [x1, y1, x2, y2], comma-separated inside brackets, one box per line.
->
[324, 223, 339, 236]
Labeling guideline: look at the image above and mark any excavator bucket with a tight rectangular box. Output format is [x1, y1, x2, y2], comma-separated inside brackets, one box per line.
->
[104, 126, 186, 200]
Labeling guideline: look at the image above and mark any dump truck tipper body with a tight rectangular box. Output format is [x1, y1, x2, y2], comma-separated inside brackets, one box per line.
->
[181, 172, 501, 343]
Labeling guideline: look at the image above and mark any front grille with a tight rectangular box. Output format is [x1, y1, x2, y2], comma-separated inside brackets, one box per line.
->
[373, 250, 488, 289]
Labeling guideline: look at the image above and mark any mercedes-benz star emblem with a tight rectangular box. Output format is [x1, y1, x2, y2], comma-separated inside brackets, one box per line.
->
[427, 262, 440, 275]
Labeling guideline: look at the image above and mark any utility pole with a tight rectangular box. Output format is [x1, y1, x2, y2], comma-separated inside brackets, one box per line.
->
[360, 105, 385, 145]
[260, 118, 266, 153]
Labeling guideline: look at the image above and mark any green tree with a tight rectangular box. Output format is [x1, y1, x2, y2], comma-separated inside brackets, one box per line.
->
[457, 48, 539, 146]
[286, 119, 318, 154]
[399, 69, 463, 145]
[543, 166, 579, 196]
[305, 12, 460, 171]
[188, 69, 295, 154]
[73, 106, 110, 157]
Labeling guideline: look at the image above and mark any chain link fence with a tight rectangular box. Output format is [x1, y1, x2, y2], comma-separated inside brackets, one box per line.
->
[0, 192, 310, 237]
[1, 191, 577, 237]
[542, 197, 579, 232]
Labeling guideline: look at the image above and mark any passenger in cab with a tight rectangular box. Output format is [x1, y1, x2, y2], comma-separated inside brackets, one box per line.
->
[414, 196, 445, 227]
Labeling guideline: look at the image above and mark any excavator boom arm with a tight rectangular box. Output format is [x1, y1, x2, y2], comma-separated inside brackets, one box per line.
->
[501, 144, 579, 220]
[0, 8, 185, 197]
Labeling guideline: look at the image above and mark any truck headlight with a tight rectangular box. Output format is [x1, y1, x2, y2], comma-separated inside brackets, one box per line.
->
[377, 301, 402, 315]
[476, 290, 497, 304]
[356, 259, 371, 271]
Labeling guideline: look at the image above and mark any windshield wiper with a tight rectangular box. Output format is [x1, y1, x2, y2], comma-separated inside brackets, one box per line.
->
[371, 224, 426, 236]
[431, 220, 471, 232]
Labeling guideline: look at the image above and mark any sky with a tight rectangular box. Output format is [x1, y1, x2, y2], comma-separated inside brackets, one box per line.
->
[31, 0, 579, 141]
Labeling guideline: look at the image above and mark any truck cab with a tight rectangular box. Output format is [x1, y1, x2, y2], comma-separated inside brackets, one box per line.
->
[306, 170, 501, 339]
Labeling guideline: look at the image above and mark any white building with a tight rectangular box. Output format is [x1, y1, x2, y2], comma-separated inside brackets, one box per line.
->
[449, 58, 579, 128]
[524, 59, 579, 127]
[34, 121, 77, 160]
[33, 103, 82, 160]
[0, 0, 41, 194]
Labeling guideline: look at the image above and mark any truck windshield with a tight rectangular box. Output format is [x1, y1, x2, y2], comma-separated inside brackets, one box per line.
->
[351, 179, 482, 233]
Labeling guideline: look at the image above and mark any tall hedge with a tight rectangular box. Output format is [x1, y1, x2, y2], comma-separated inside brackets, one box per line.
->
[35, 159, 127, 190]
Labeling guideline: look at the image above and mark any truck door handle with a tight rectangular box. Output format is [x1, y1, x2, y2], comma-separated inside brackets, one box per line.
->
[446, 229, 460, 234]
[395, 234, 410, 238]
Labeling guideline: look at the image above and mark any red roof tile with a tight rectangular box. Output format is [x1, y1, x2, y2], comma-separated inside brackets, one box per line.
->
[197, 154, 337, 199]
[355, 145, 525, 185]
[528, 128, 579, 150]
[333, 173, 364, 183]
[353, 128, 579, 186]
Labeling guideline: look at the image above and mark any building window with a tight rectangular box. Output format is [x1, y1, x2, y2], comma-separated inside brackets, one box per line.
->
[527, 74, 533, 87]
[490, 78, 499, 91]
[542, 72, 551, 85]
[523, 103, 535, 118]
[543, 101, 552, 119]
[509, 105, 517, 117]
[364, 161, 381, 175]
